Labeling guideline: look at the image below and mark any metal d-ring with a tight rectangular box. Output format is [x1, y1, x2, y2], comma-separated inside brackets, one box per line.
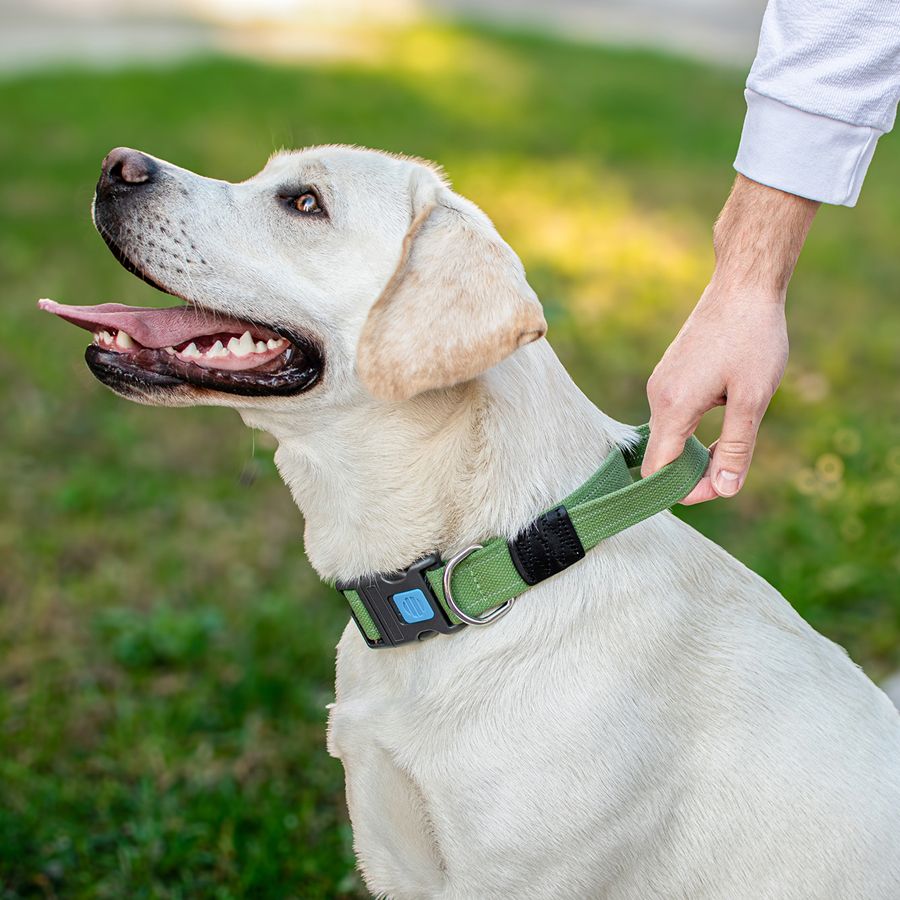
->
[442, 544, 516, 627]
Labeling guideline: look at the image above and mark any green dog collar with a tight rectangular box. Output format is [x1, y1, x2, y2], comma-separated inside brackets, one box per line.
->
[336, 425, 708, 648]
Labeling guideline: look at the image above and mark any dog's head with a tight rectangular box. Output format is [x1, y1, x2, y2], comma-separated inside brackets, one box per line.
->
[41, 146, 546, 412]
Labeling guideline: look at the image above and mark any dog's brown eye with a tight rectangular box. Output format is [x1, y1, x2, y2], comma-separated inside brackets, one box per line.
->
[295, 192, 320, 213]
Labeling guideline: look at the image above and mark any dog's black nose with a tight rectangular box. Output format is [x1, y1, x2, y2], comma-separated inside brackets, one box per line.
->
[97, 147, 159, 198]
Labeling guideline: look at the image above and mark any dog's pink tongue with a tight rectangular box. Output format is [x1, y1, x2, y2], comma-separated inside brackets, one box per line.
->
[38, 299, 268, 349]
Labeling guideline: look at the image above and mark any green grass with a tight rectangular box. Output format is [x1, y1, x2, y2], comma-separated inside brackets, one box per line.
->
[2, 21, 899, 897]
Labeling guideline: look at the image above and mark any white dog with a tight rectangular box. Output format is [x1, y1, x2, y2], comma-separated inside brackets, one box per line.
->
[41, 146, 900, 899]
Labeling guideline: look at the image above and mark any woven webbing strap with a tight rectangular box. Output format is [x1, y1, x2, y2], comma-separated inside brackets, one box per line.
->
[342, 426, 708, 643]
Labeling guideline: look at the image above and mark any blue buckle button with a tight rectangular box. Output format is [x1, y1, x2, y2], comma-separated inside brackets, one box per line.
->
[392, 589, 434, 624]
[336, 554, 467, 648]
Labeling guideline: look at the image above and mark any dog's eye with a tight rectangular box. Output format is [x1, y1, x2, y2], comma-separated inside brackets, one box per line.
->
[295, 192, 321, 214]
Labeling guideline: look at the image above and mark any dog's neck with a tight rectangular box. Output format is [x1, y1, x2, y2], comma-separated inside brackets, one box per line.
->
[257, 340, 634, 582]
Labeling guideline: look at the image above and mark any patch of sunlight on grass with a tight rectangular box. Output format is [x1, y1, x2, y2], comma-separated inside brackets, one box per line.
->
[367, 26, 535, 126]
[453, 156, 712, 324]
[392, 26, 525, 84]
[220, 22, 395, 66]
[223, 22, 530, 96]
[395, 27, 466, 75]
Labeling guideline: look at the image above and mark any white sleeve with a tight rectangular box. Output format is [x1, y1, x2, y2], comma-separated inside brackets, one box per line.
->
[734, 0, 900, 206]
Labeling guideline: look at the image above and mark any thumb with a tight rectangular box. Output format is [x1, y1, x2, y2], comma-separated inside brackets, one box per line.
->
[709, 402, 763, 497]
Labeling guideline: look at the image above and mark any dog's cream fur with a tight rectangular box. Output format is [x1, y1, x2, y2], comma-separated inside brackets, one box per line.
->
[92, 146, 900, 899]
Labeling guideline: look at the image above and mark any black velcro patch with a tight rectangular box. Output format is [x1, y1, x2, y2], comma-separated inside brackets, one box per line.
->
[508, 505, 585, 586]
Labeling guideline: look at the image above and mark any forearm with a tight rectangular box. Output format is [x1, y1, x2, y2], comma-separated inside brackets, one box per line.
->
[711, 174, 819, 297]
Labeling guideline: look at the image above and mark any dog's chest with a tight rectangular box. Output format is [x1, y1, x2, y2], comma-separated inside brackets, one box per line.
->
[326, 614, 701, 898]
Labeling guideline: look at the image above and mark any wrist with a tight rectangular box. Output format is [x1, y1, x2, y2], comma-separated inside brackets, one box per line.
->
[705, 266, 788, 309]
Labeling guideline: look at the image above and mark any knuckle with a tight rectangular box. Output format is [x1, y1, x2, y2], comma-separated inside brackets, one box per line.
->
[715, 439, 755, 466]
[646, 371, 663, 402]
[648, 382, 685, 414]
[730, 386, 774, 418]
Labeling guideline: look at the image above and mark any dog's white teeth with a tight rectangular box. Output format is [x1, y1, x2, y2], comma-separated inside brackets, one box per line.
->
[171, 333, 286, 366]
[227, 331, 257, 357]
[96, 330, 114, 345]
[115, 330, 135, 349]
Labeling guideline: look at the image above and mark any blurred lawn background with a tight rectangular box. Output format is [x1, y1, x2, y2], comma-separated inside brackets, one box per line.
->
[1, 20, 900, 899]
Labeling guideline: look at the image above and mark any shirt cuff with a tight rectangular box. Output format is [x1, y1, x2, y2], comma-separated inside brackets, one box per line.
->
[734, 89, 883, 207]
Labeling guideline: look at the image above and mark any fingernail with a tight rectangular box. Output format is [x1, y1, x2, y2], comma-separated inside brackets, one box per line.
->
[714, 470, 742, 497]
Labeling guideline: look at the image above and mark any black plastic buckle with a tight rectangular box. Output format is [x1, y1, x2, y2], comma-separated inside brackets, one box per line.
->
[336, 554, 467, 649]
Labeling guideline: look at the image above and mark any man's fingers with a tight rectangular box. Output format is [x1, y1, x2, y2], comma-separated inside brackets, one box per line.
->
[642, 428, 699, 480]
[643, 397, 767, 502]
[708, 402, 764, 498]
[642, 379, 706, 479]
[676, 468, 716, 505]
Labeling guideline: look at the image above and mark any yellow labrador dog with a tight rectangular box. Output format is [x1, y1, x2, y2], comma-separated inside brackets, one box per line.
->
[42, 146, 900, 900]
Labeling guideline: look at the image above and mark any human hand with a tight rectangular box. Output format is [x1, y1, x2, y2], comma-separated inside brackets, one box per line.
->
[641, 175, 819, 503]
[642, 279, 788, 504]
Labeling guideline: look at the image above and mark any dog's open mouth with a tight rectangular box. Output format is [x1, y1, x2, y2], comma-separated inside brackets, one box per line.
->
[38, 299, 322, 396]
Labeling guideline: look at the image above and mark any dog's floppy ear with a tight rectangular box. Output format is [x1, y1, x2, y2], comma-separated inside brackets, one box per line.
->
[357, 174, 547, 402]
